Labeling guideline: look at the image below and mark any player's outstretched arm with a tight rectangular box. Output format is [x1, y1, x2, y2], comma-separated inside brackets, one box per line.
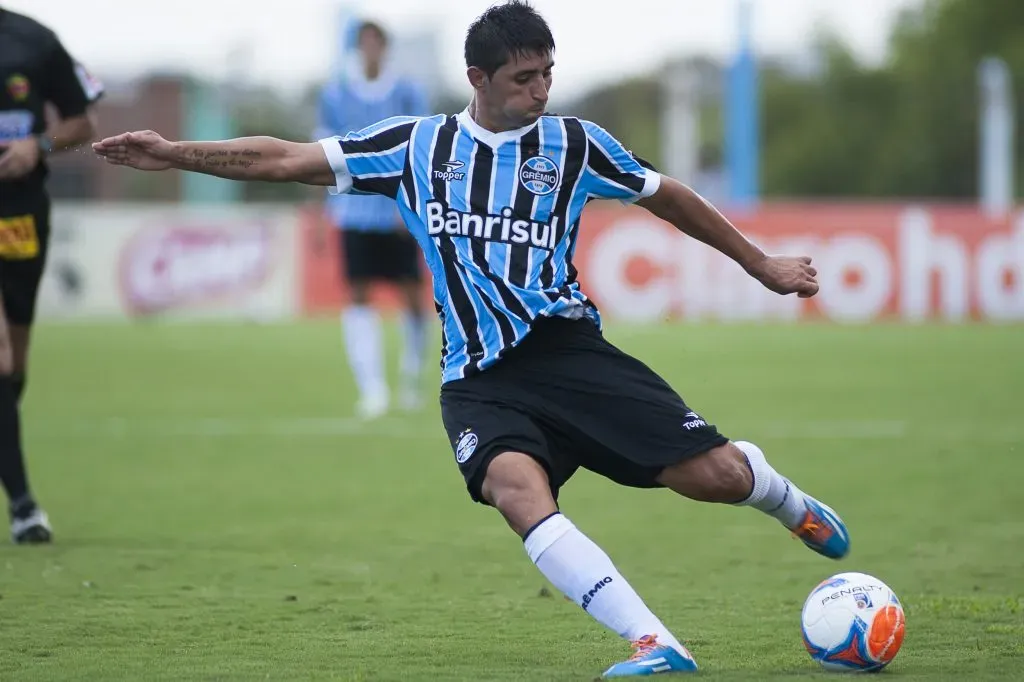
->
[636, 176, 819, 298]
[92, 131, 336, 186]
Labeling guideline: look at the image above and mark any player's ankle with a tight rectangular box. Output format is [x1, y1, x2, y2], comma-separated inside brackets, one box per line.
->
[733, 441, 807, 528]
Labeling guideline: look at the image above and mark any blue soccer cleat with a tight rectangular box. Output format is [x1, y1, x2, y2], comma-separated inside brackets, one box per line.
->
[601, 635, 699, 678]
[792, 497, 850, 559]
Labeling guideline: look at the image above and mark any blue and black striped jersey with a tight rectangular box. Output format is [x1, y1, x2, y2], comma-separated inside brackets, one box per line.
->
[319, 109, 661, 383]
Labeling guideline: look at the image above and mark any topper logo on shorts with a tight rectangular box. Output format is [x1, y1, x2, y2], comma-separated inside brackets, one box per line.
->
[682, 411, 707, 430]
[455, 429, 478, 464]
[581, 576, 613, 611]
[519, 155, 560, 195]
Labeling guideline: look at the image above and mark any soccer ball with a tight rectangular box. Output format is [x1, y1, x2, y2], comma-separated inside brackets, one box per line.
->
[800, 572, 906, 672]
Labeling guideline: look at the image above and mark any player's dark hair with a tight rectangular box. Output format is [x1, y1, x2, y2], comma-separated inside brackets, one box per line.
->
[464, 0, 555, 78]
[358, 20, 388, 45]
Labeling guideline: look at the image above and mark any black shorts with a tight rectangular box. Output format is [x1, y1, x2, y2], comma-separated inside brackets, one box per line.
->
[339, 228, 421, 283]
[0, 192, 50, 326]
[440, 317, 730, 504]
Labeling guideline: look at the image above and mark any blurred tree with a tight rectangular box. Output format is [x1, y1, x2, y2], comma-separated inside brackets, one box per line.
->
[763, 0, 1024, 198]
[761, 34, 899, 197]
[569, 76, 663, 169]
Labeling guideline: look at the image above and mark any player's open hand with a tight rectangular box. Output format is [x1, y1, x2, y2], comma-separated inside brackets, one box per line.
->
[92, 130, 176, 171]
[748, 255, 819, 298]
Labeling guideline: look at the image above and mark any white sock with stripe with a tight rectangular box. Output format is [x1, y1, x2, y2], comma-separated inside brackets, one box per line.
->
[733, 440, 808, 529]
[523, 512, 688, 656]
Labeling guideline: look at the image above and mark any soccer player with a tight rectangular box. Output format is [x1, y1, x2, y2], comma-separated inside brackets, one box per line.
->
[1, 7, 102, 544]
[314, 20, 431, 418]
[93, 1, 849, 676]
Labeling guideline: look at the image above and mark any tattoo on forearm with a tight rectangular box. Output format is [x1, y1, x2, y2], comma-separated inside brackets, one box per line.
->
[186, 148, 262, 171]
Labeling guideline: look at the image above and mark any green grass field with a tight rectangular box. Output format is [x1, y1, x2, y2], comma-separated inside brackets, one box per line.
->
[2, 320, 1022, 681]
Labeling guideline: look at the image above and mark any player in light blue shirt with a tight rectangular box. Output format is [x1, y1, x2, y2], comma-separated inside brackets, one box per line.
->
[94, 2, 849, 676]
[313, 20, 430, 419]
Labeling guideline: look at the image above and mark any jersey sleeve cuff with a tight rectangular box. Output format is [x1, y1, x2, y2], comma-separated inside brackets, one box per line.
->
[318, 137, 353, 195]
[621, 171, 662, 205]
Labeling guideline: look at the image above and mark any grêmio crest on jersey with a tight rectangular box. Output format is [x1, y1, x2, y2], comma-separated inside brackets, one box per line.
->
[519, 154, 560, 195]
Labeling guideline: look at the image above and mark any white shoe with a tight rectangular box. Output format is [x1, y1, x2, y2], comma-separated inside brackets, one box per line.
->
[11, 507, 52, 544]
[356, 388, 389, 420]
[398, 383, 423, 412]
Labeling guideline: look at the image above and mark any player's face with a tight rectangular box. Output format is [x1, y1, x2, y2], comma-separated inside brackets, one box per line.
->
[487, 51, 553, 127]
[359, 30, 387, 70]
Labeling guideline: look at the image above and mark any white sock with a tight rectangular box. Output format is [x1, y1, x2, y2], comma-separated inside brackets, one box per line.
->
[341, 306, 386, 399]
[399, 310, 427, 386]
[733, 440, 808, 529]
[524, 513, 688, 656]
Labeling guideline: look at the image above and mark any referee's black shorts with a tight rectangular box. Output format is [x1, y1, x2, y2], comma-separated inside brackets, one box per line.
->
[0, 191, 50, 326]
[440, 316, 729, 504]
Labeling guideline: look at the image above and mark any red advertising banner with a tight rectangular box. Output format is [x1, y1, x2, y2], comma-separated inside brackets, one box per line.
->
[300, 203, 1024, 322]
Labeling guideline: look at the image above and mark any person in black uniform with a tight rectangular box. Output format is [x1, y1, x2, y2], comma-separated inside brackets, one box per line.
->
[0, 7, 101, 543]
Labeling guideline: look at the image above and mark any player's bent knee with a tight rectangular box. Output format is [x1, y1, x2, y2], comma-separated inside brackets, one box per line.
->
[480, 451, 558, 537]
[657, 442, 754, 504]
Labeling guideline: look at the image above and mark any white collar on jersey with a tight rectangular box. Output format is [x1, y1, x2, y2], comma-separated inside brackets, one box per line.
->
[456, 107, 541, 148]
[343, 56, 399, 102]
